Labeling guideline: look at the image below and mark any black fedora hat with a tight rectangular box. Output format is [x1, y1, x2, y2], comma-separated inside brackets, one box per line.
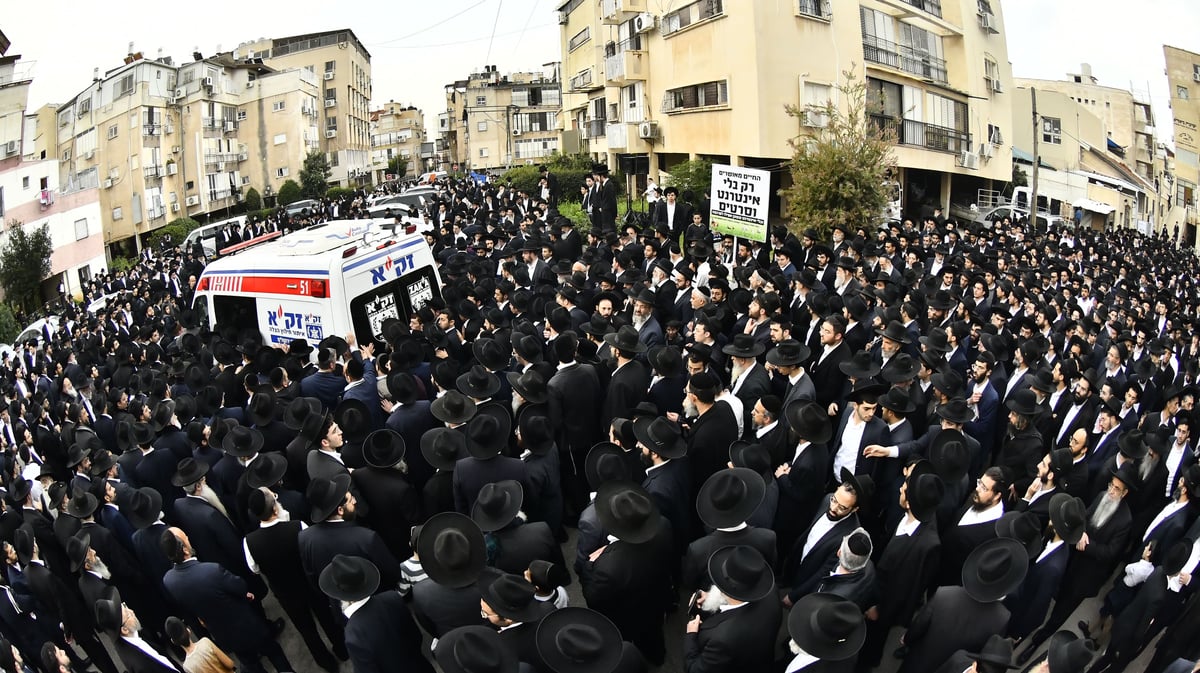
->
[535, 607, 623, 673]
[65, 441, 93, 469]
[67, 531, 92, 574]
[919, 326, 953, 353]
[1005, 389, 1040, 417]
[318, 554, 381, 602]
[783, 400, 833, 444]
[288, 337, 314, 356]
[788, 593, 866, 660]
[170, 457, 209, 488]
[93, 586, 123, 633]
[603, 324, 646, 354]
[418, 512, 487, 588]
[729, 441, 773, 481]
[421, 428, 467, 470]
[927, 290, 958, 311]
[595, 480, 661, 544]
[931, 371, 964, 398]
[647, 345, 685, 378]
[906, 467, 944, 523]
[929, 430, 969, 481]
[195, 385, 223, 418]
[937, 398, 974, 424]
[995, 511, 1044, 559]
[846, 378, 888, 404]
[839, 351, 881, 380]
[222, 425, 264, 458]
[87, 449, 117, 477]
[879, 386, 916, 414]
[173, 394, 196, 425]
[334, 398, 370, 443]
[431, 391, 478, 426]
[961, 537, 1028, 602]
[7, 477, 31, 505]
[126, 487, 163, 530]
[1048, 493, 1086, 545]
[766, 339, 810, 367]
[1110, 462, 1141, 493]
[363, 429, 406, 468]
[244, 452, 288, 489]
[307, 473, 352, 522]
[584, 442, 633, 490]
[506, 370, 548, 405]
[472, 338, 510, 372]
[1117, 430, 1148, 461]
[1026, 368, 1056, 394]
[386, 372, 420, 405]
[465, 413, 510, 459]
[151, 399, 177, 433]
[518, 414, 555, 455]
[480, 571, 553, 623]
[721, 334, 765, 359]
[881, 353, 920, 383]
[965, 634, 1017, 673]
[471, 480, 524, 532]
[876, 320, 912, 344]
[696, 468, 765, 530]
[707, 545, 774, 602]
[632, 416, 686, 460]
[457, 365, 501, 399]
[1046, 631, 1096, 673]
[437, 626, 518, 673]
[578, 314, 614, 338]
[65, 490, 99, 519]
[247, 389, 277, 427]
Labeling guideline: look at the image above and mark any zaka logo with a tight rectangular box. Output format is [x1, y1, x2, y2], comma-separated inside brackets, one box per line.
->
[369, 253, 415, 285]
[267, 305, 304, 331]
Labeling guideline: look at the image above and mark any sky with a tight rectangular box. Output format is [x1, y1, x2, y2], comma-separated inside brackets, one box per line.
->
[4, 0, 1199, 143]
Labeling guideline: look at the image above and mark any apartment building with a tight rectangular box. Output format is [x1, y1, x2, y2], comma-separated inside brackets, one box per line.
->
[1165, 44, 1200, 247]
[369, 103, 427, 183]
[0, 30, 104, 303]
[558, 0, 1014, 219]
[438, 65, 563, 172]
[236, 29, 373, 187]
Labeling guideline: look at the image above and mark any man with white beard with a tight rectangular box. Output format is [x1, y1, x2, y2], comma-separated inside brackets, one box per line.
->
[682, 545, 781, 673]
[1017, 463, 1137, 664]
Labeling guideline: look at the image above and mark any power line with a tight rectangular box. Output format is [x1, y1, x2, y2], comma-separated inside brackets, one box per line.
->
[483, 0, 504, 66]
[511, 0, 543, 57]
[372, 23, 555, 50]
[370, 0, 490, 46]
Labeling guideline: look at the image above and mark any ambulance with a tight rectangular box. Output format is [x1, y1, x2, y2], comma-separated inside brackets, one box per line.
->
[192, 219, 441, 347]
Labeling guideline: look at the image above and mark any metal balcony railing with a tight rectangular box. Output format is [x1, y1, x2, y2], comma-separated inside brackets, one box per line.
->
[585, 119, 607, 138]
[862, 36, 948, 84]
[871, 114, 970, 154]
[897, 0, 941, 17]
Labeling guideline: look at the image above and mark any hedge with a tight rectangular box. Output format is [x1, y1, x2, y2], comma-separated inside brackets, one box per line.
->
[148, 217, 200, 250]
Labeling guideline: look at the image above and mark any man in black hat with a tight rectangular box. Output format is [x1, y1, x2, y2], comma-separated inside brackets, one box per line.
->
[299, 474, 402, 592]
[683, 545, 781, 673]
[410, 512, 489, 638]
[601, 326, 650, 431]
[939, 465, 1008, 587]
[352, 429, 423, 559]
[781, 591, 866, 671]
[478, 570, 554, 670]
[545, 334, 604, 519]
[684, 468, 777, 594]
[591, 163, 618, 235]
[170, 458, 262, 589]
[781, 470, 869, 606]
[92, 587, 182, 673]
[809, 316, 852, 411]
[681, 371, 739, 495]
[300, 347, 347, 411]
[724, 334, 770, 436]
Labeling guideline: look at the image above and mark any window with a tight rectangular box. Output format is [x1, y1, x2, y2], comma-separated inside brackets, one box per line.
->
[107, 124, 118, 140]
[1179, 86, 1190, 100]
[112, 206, 123, 221]
[325, 89, 336, 102]
[237, 110, 248, 121]
[324, 60, 336, 73]
[984, 58, 1001, 93]
[477, 121, 488, 132]
[326, 117, 338, 131]
[568, 27, 591, 52]
[273, 134, 287, 145]
[987, 124, 1003, 145]
[797, 0, 831, 19]
[1194, 64, 1200, 81]
[662, 80, 729, 113]
[663, 0, 724, 35]
[72, 218, 88, 241]
[1042, 117, 1061, 144]
[1179, 180, 1196, 207]
[21, 177, 29, 189]
[77, 99, 90, 116]
[273, 101, 286, 112]
[116, 74, 134, 98]
[479, 147, 489, 158]
[276, 167, 289, 178]
[475, 95, 487, 106]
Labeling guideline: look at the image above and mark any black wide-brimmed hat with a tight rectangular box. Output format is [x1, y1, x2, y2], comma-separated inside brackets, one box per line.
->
[728, 441, 773, 481]
[696, 468, 765, 530]
[929, 429, 969, 481]
[471, 480, 524, 532]
[222, 425, 264, 458]
[647, 345, 685, 378]
[1026, 368, 1056, 394]
[472, 338, 510, 372]
[431, 391, 478, 426]
[603, 324, 646, 354]
[170, 457, 209, 488]
[919, 326, 953, 353]
[244, 452, 288, 489]
[518, 414, 555, 455]
[905, 466, 944, 523]
[584, 442, 633, 490]
[961, 537, 1028, 602]
[283, 397, 322, 430]
[1048, 493, 1086, 545]
[937, 398, 974, 424]
[307, 473, 352, 522]
[465, 413, 510, 459]
[766, 339, 809, 367]
[1117, 430, 1148, 461]
[437, 626, 518, 673]
[1005, 389, 1040, 417]
[421, 427, 466, 470]
[707, 545, 774, 602]
[1046, 631, 1096, 673]
[879, 386, 916, 413]
[67, 531, 92, 573]
[506, 370, 548, 405]
[457, 365, 501, 400]
[334, 398, 370, 443]
[247, 389, 277, 427]
[595, 480, 661, 544]
[480, 571, 553, 623]
[788, 593, 866, 660]
[318, 554, 381, 602]
[881, 353, 920, 383]
[418, 512, 487, 588]
[839, 351, 881, 380]
[839, 468, 875, 510]
[721, 334, 764, 359]
[535, 607, 623, 673]
[65, 490, 99, 519]
[151, 399, 177, 433]
[126, 487, 163, 530]
[965, 634, 1017, 673]
[783, 400, 833, 443]
[995, 511, 1044, 559]
[632, 416, 686, 459]
[362, 429, 406, 468]
[876, 320, 912, 344]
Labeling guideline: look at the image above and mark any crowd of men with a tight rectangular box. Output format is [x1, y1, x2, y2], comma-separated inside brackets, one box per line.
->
[3, 165, 1200, 673]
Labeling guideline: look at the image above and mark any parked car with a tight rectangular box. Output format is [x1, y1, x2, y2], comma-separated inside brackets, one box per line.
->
[13, 316, 60, 347]
[973, 205, 1066, 231]
[283, 199, 320, 217]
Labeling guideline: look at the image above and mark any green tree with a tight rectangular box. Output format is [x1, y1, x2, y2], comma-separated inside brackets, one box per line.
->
[147, 217, 200, 250]
[1011, 165, 1028, 188]
[0, 303, 17, 344]
[779, 68, 897, 240]
[387, 156, 408, 181]
[0, 221, 53, 313]
[299, 150, 332, 199]
[277, 179, 302, 206]
[244, 187, 262, 212]
[662, 158, 714, 208]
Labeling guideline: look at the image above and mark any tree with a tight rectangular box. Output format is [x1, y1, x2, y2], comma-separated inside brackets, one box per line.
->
[779, 68, 897, 240]
[299, 150, 332, 199]
[244, 187, 262, 212]
[1011, 165, 1028, 188]
[0, 221, 53, 313]
[147, 217, 200, 251]
[277, 179, 302, 206]
[387, 156, 408, 181]
[662, 158, 714, 209]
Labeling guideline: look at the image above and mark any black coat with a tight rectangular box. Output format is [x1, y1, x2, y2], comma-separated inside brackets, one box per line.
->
[938, 505, 1002, 586]
[162, 559, 270, 653]
[344, 591, 434, 673]
[409, 580, 484, 638]
[547, 362, 605, 461]
[782, 498, 861, 602]
[809, 343, 851, 409]
[1004, 540, 1069, 639]
[682, 526, 778, 594]
[489, 520, 567, 576]
[352, 466, 423, 559]
[875, 519, 941, 627]
[774, 442, 830, 552]
[113, 635, 184, 673]
[583, 517, 674, 659]
[686, 403, 740, 496]
[899, 585, 1009, 673]
[1059, 495, 1132, 601]
[731, 364, 772, 438]
[602, 361, 650, 431]
[683, 595, 782, 673]
[452, 455, 528, 515]
[423, 470, 456, 516]
[642, 459, 692, 556]
[171, 496, 258, 586]
[297, 520, 402, 591]
[815, 562, 878, 610]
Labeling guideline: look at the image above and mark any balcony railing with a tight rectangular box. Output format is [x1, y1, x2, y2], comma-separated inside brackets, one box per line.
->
[584, 119, 607, 138]
[143, 124, 161, 136]
[201, 118, 223, 131]
[797, 0, 831, 19]
[871, 114, 970, 154]
[862, 36, 948, 84]
[897, 0, 941, 17]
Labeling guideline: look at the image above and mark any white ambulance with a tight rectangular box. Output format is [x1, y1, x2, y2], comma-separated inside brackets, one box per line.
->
[192, 219, 441, 347]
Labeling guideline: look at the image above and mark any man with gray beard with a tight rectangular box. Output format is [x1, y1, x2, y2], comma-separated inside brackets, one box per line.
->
[1016, 463, 1137, 664]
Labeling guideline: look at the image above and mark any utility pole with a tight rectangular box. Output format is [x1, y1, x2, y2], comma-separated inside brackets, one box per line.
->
[1030, 87, 1040, 233]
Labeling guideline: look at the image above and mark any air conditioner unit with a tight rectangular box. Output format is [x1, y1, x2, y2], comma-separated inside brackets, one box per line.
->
[174, 87, 186, 98]
[171, 145, 180, 154]
[632, 12, 655, 34]
[638, 120, 659, 139]
[977, 11, 998, 32]
[171, 203, 180, 213]
[246, 81, 254, 89]
[991, 79, 1004, 93]
[3, 140, 16, 155]
[978, 143, 994, 158]
[224, 121, 236, 132]
[958, 150, 979, 170]
[167, 163, 178, 175]
[326, 130, 338, 139]
[557, 10, 568, 24]
[202, 77, 214, 88]
[512, 129, 522, 136]
[103, 179, 113, 189]
[167, 95, 178, 105]
[324, 71, 334, 81]
[185, 195, 200, 206]
[800, 110, 828, 128]
[84, 149, 95, 160]
[325, 99, 336, 108]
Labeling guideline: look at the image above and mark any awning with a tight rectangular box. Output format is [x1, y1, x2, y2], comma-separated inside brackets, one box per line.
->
[1012, 146, 1055, 169]
[1107, 137, 1126, 158]
[1073, 198, 1116, 215]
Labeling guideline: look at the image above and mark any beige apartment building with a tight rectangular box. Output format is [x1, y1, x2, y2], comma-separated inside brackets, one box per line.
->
[438, 65, 563, 172]
[558, 0, 1014, 220]
[370, 103, 427, 183]
[1165, 45, 1200, 247]
[237, 30, 373, 187]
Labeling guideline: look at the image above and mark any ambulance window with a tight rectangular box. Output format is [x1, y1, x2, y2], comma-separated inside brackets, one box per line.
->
[212, 296, 258, 333]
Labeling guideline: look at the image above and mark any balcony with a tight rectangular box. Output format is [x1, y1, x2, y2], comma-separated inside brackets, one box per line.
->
[201, 117, 223, 131]
[601, 0, 646, 24]
[585, 119, 607, 139]
[144, 164, 163, 178]
[862, 36, 948, 84]
[896, 0, 941, 17]
[605, 47, 647, 84]
[796, 0, 831, 20]
[569, 69, 597, 92]
[871, 114, 970, 154]
[148, 207, 166, 220]
[143, 124, 161, 137]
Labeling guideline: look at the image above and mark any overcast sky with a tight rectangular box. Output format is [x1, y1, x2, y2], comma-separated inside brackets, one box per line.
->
[5, 0, 1199, 143]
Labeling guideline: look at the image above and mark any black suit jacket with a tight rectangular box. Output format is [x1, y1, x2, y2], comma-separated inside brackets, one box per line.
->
[297, 520, 402, 591]
[731, 364, 772, 437]
[452, 455, 529, 515]
[490, 521, 568, 576]
[547, 362, 605, 459]
[602, 361, 650, 431]
[409, 579, 484, 637]
[809, 343, 851, 409]
[162, 559, 268, 652]
[683, 595, 782, 673]
[642, 459, 692, 555]
[583, 517, 674, 644]
[687, 403, 740, 495]
[171, 496, 255, 582]
[344, 591, 434, 673]
[353, 467, 423, 559]
[1004, 541, 1068, 639]
[900, 585, 1009, 673]
[782, 499, 861, 601]
[682, 526, 778, 594]
[775, 442, 830, 547]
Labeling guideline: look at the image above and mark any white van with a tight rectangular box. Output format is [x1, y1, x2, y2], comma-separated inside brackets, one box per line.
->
[192, 219, 442, 347]
[183, 216, 249, 259]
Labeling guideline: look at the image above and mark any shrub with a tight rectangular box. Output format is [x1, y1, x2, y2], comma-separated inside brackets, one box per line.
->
[147, 217, 200, 250]
[277, 180, 302, 206]
[243, 187, 262, 212]
[0, 303, 17, 344]
[326, 187, 355, 201]
[108, 256, 137, 273]
[661, 158, 714, 209]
